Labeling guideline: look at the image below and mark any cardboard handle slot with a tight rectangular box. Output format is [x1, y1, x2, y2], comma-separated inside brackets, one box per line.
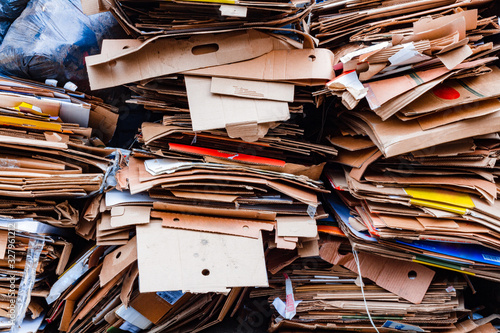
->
[192, 43, 220, 55]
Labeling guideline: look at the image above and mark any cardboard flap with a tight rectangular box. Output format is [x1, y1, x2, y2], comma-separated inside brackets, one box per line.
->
[184, 76, 290, 138]
[86, 30, 275, 90]
[152, 210, 274, 238]
[320, 241, 435, 304]
[100, 236, 138, 287]
[130, 292, 179, 324]
[81, 0, 112, 15]
[60, 264, 102, 331]
[276, 216, 318, 237]
[110, 205, 151, 228]
[136, 221, 268, 293]
[184, 48, 335, 84]
[210, 77, 294, 102]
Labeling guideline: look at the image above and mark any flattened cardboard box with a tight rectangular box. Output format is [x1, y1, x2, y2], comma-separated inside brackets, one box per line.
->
[136, 221, 268, 293]
[86, 30, 275, 90]
[210, 77, 294, 102]
[184, 48, 335, 84]
[184, 75, 290, 140]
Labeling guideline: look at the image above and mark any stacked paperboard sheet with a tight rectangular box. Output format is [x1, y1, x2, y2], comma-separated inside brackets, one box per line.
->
[7, 0, 500, 331]
[253, 255, 469, 331]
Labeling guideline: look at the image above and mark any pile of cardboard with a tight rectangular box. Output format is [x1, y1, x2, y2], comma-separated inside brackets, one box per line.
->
[0, 76, 122, 331]
[252, 255, 470, 332]
[269, 1, 500, 332]
[4, 0, 500, 331]
[83, 0, 311, 37]
[0, 75, 119, 218]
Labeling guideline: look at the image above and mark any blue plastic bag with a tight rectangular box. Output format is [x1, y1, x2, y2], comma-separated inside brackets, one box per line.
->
[0, 0, 125, 93]
[0, 0, 29, 41]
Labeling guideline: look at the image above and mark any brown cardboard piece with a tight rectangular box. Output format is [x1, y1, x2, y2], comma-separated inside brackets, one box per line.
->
[184, 48, 335, 84]
[86, 30, 275, 90]
[55, 240, 73, 276]
[327, 135, 375, 151]
[274, 231, 297, 250]
[320, 240, 435, 304]
[297, 239, 320, 257]
[153, 201, 276, 221]
[152, 210, 274, 238]
[437, 45, 473, 70]
[129, 292, 184, 324]
[68, 269, 125, 331]
[184, 76, 289, 141]
[210, 77, 294, 102]
[136, 220, 268, 293]
[110, 206, 151, 228]
[398, 17, 466, 45]
[332, 147, 379, 168]
[342, 109, 500, 158]
[120, 263, 139, 307]
[0, 230, 7, 260]
[170, 190, 239, 203]
[364, 66, 451, 111]
[89, 106, 119, 143]
[417, 98, 500, 130]
[191, 287, 243, 333]
[413, 10, 478, 34]
[401, 66, 500, 116]
[276, 216, 318, 238]
[364, 57, 496, 118]
[100, 236, 138, 287]
[59, 264, 102, 331]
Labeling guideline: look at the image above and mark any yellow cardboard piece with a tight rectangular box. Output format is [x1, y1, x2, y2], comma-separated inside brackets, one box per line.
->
[0, 115, 65, 133]
[404, 188, 474, 209]
[409, 198, 468, 215]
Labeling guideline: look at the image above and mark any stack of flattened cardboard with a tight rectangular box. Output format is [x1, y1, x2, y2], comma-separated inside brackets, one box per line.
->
[0, 136, 116, 201]
[8, 0, 500, 331]
[85, 28, 338, 147]
[118, 152, 326, 287]
[255, 1, 500, 332]
[318, 8, 500, 108]
[316, 5, 500, 284]
[254, 253, 470, 332]
[82, 0, 312, 38]
[42, 188, 255, 332]
[0, 76, 119, 226]
[311, 0, 495, 47]
[0, 76, 121, 331]
[42, 174, 321, 333]
[0, 75, 119, 144]
[46, 243, 249, 333]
